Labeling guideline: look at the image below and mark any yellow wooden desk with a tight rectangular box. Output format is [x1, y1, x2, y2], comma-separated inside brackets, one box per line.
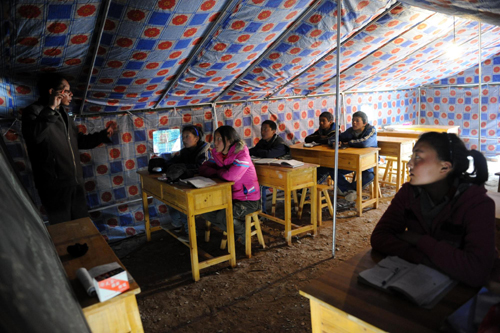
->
[378, 125, 459, 139]
[138, 170, 236, 281]
[254, 163, 318, 245]
[290, 143, 379, 216]
[300, 248, 478, 333]
[47, 218, 144, 333]
[377, 136, 415, 190]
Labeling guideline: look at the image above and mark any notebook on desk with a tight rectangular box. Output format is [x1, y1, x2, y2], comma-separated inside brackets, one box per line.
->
[252, 158, 304, 168]
[358, 256, 456, 309]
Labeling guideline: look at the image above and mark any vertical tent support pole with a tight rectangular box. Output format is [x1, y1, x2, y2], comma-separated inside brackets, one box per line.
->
[331, 0, 342, 258]
[212, 103, 218, 130]
[477, 22, 482, 151]
[417, 87, 421, 125]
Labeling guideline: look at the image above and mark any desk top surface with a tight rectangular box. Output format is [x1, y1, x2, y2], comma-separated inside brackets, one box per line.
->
[138, 170, 234, 189]
[47, 218, 140, 309]
[290, 143, 380, 156]
[377, 136, 416, 144]
[300, 248, 477, 333]
[254, 162, 318, 172]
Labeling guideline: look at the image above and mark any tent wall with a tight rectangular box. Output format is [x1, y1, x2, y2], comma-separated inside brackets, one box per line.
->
[421, 52, 500, 155]
[1, 88, 418, 241]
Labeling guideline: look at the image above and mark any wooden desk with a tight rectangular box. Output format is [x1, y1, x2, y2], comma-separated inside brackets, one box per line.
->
[255, 163, 318, 245]
[377, 136, 415, 190]
[47, 218, 144, 333]
[290, 143, 379, 216]
[378, 125, 459, 139]
[300, 249, 478, 333]
[138, 171, 236, 281]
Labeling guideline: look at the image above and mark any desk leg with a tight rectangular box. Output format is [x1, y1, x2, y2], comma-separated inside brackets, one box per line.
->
[226, 191, 236, 267]
[284, 187, 292, 245]
[142, 191, 151, 242]
[187, 211, 200, 282]
[311, 183, 317, 236]
[396, 149, 402, 190]
[356, 170, 363, 217]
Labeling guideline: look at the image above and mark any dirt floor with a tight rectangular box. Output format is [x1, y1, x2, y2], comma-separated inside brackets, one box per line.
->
[115, 162, 500, 333]
[116, 184, 391, 333]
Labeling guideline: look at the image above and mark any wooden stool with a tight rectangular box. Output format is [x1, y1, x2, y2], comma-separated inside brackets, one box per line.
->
[380, 156, 409, 187]
[271, 188, 299, 215]
[206, 211, 266, 258]
[298, 185, 333, 226]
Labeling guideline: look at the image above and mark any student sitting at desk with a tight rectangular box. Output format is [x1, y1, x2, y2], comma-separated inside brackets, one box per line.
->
[167, 125, 209, 239]
[304, 111, 336, 144]
[250, 120, 289, 213]
[324, 111, 377, 201]
[371, 132, 497, 287]
[249, 120, 289, 158]
[200, 126, 260, 245]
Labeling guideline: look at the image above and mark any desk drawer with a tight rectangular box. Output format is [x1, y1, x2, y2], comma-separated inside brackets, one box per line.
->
[142, 176, 162, 198]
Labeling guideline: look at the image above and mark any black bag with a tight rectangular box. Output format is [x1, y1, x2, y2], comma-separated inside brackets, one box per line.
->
[148, 157, 167, 174]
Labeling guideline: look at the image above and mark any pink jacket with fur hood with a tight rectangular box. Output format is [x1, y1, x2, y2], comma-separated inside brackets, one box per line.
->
[200, 140, 260, 202]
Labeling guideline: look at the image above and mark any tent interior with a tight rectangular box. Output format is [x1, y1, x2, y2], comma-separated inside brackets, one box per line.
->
[1, 0, 500, 238]
[2, 0, 500, 332]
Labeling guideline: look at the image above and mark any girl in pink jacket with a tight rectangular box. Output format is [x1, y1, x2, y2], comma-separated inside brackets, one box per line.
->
[200, 126, 260, 245]
[371, 132, 497, 287]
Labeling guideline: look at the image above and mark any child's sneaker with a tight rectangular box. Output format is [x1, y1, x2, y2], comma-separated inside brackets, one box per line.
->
[345, 190, 357, 202]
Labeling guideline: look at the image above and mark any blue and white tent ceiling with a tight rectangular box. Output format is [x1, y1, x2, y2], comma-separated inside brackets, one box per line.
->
[1, 0, 500, 115]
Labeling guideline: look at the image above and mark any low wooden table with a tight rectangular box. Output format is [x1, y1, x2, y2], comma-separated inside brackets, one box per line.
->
[377, 136, 415, 190]
[47, 218, 144, 333]
[254, 163, 318, 245]
[300, 248, 478, 333]
[290, 143, 379, 216]
[138, 170, 236, 281]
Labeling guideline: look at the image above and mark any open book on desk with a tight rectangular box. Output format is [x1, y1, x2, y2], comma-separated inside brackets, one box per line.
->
[180, 176, 217, 188]
[358, 256, 457, 309]
[252, 158, 304, 168]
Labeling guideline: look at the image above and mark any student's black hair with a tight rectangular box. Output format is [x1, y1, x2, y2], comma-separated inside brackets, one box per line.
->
[214, 125, 242, 152]
[416, 132, 488, 185]
[262, 120, 277, 131]
[37, 73, 67, 105]
[182, 125, 204, 141]
[352, 111, 368, 124]
[319, 111, 333, 122]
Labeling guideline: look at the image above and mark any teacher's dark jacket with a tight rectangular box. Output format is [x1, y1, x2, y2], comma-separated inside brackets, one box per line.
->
[22, 102, 110, 190]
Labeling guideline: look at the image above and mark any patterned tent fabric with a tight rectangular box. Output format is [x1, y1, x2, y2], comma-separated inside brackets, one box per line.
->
[400, 0, 500, 27]
[1, 0, 500, 240]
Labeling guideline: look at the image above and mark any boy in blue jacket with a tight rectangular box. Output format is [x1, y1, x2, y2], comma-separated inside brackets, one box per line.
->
[327, 111, 377, 201]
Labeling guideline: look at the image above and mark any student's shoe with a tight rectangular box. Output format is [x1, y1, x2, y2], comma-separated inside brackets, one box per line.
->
[345, 190, 357, 202]
[173, 229, 189, 243]
[337, 188, 349, 196]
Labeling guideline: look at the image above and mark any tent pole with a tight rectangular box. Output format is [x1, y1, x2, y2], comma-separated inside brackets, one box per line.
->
[331, 0, 342, 258]
[477, 22, 482, 152]
[417, 87, 421, 125]
[78, 0, 112, 115]
[212, 103, 218, 130]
